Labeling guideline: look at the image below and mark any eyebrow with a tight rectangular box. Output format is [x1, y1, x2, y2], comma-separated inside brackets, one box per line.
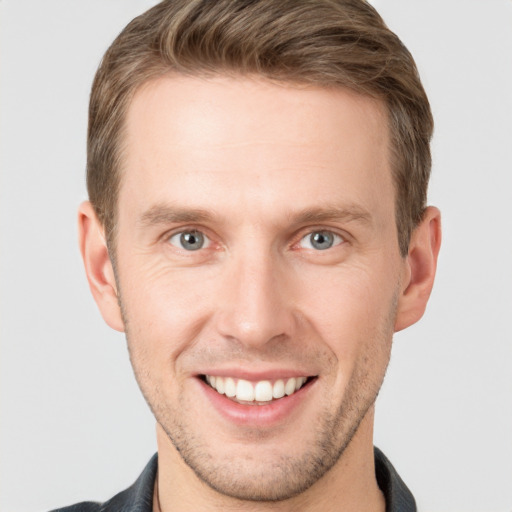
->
[289, 205, 373, 226]
[137, 203, 373, 228]
[137, 205, 214, 227]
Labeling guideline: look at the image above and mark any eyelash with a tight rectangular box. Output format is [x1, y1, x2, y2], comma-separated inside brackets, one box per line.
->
[164, 227, 347, 253]
[296, 230, 345, 251]
[167, 229, 212, 251]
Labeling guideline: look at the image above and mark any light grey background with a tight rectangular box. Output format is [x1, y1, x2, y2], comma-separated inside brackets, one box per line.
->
[1, 1, 511, 511]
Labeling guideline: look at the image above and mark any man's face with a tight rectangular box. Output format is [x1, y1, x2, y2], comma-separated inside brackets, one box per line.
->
[113, 76, 407, 500]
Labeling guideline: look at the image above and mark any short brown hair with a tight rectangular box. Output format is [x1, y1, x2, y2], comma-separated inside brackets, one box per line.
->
[87, 0, 433, 256]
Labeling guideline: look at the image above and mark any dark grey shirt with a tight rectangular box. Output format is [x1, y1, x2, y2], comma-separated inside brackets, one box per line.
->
[51, 447, 416, 512]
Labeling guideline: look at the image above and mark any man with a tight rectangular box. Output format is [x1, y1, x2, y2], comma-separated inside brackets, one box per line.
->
[56, 0, 441, 510]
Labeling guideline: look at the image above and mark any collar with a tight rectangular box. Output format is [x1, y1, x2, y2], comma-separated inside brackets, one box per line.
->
[374, 446, 417, 512]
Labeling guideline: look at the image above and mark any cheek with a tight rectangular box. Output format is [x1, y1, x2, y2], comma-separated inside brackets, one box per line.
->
[295, 263, 397, 361]
[118, 260, 218, 367]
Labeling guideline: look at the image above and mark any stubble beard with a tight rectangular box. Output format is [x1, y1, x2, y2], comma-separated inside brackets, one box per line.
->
[157, 363, 389, 502]
[120, 292, 397, 503]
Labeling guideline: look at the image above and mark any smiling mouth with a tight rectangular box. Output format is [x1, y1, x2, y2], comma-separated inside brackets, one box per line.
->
[202, 375, 315, 404]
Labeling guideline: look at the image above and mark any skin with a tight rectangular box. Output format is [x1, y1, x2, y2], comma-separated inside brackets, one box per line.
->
[79, 75, 441, 511]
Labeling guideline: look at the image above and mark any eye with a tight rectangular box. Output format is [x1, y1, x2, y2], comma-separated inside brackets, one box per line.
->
[298, 230, 344, 251]
[168, 230, 210, 251]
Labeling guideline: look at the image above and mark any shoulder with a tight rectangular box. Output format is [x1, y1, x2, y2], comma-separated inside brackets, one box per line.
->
[48, 454, 158, 512]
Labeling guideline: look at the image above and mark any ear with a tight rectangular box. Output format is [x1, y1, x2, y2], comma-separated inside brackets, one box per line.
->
[78, 201, 125, 332]
[395, 206, 442, 332]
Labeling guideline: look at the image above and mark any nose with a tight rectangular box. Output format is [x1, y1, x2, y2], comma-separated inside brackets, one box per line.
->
[214, 246, 297, 349]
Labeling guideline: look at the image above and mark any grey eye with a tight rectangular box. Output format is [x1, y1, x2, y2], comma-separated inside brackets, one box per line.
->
[169, 230, 209, 251]
[299, 231, 343, 250]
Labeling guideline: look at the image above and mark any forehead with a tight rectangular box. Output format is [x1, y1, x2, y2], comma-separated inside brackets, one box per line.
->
[120, 75, 393, 225]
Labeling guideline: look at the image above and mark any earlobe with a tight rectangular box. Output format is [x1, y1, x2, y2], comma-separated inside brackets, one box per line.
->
[394, 206, 442, 332]
[78, 201, 125, 332]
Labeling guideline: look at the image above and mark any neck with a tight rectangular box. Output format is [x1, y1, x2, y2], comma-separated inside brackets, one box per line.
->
[154, 408, 385, 512]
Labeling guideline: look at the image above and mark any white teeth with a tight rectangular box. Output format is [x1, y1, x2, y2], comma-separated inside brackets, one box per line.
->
[216, 377, 225, 395]
[236, 379, 255, 401]
[206, 375, 309, 402]
[295, 377, 306, 390]
[272, 379, 285, 399]
[225, 377, 236, 397]
[285, 378, 296, 396]
[254, 380, 273, 402]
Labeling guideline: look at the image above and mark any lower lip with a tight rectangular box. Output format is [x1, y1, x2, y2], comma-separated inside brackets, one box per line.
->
[198, 377, 315, 427]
